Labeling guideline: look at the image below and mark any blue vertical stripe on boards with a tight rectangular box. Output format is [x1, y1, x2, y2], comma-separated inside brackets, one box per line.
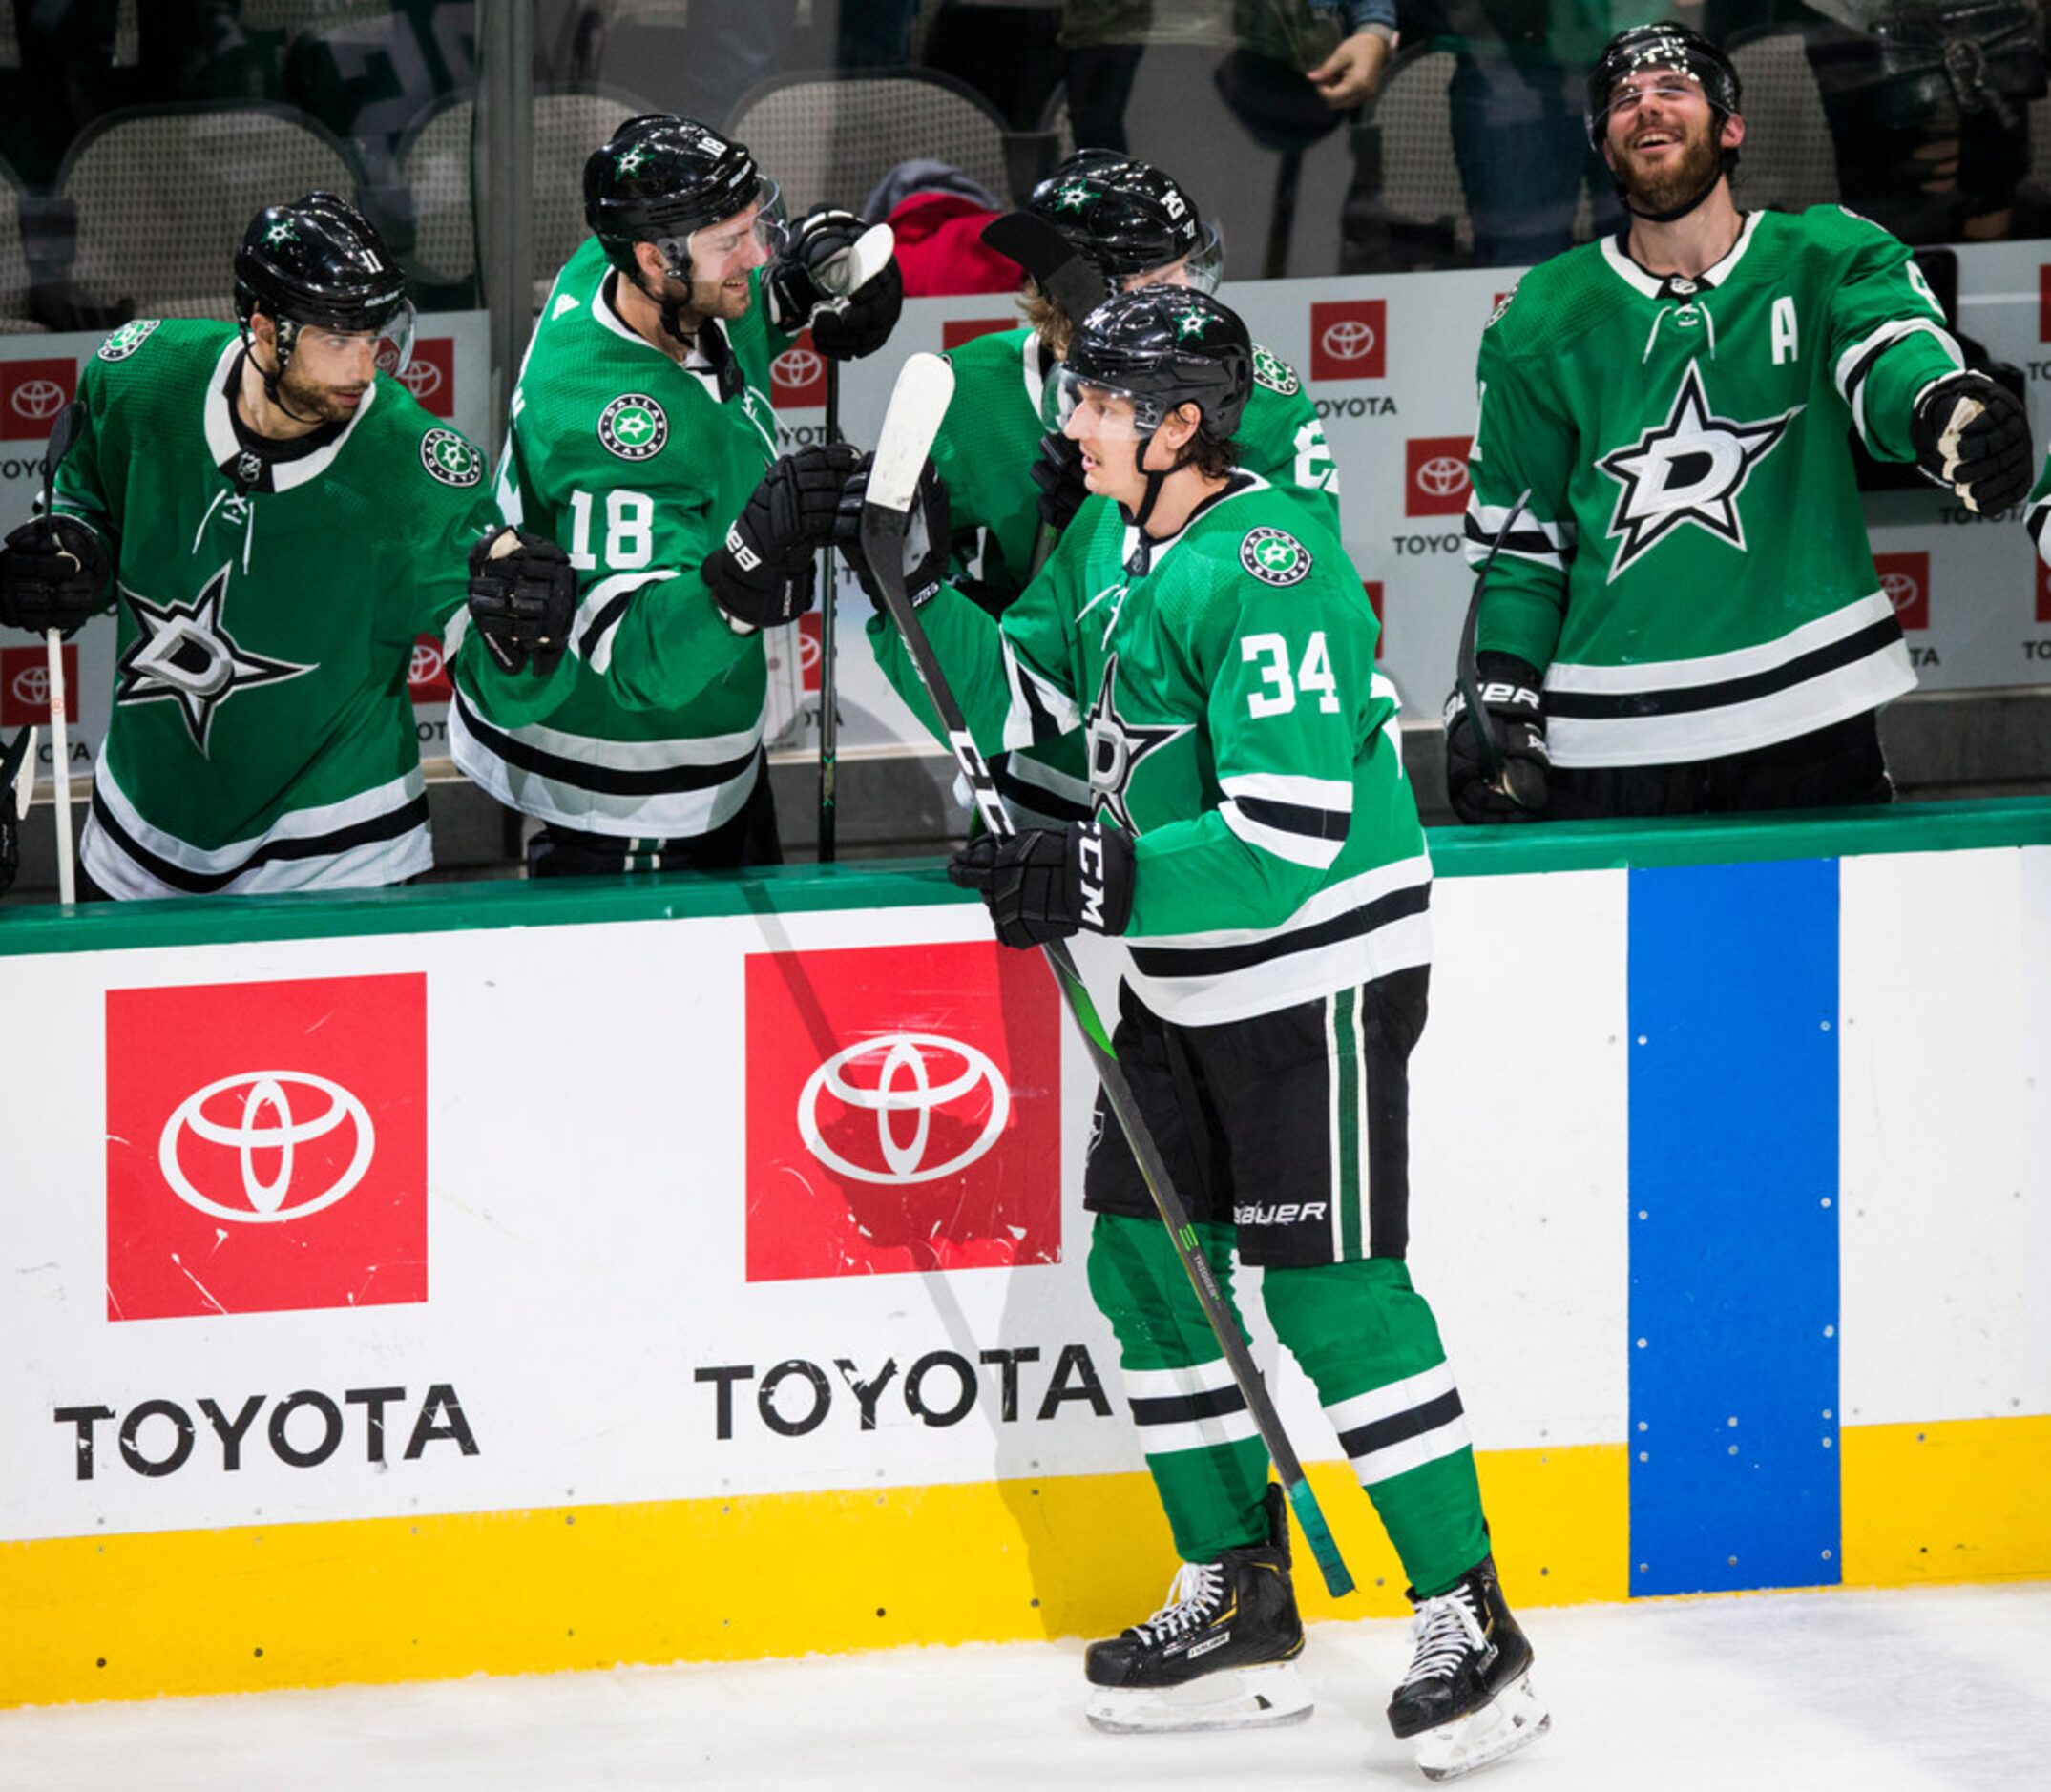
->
[1626, 857, 1842, 1597]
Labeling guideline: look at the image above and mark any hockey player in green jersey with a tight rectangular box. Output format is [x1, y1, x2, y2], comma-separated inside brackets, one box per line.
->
[451, 113, 895, 876]
[0, 193, 504, 898]
[1450, 23, 2033, 823]
[854, 287, 1547, 1779]
[936, 149, 1339, 823]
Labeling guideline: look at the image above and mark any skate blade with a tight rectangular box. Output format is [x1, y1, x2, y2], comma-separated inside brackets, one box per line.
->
[1414, 1668, 1550, 1781]
[1086, 1663, 1313, 1735]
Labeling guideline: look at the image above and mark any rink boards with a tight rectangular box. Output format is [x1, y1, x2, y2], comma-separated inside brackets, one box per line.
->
[0, 802, 2045, 1706]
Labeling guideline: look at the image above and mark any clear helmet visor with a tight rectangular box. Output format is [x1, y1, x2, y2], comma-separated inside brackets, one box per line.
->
[365, 299, 419, 381]
[667, 177, 789, 277]
[1120, 223, 1224, 297]
[1600, 71, 1704, 134]
[1056, 365, 1172, 441]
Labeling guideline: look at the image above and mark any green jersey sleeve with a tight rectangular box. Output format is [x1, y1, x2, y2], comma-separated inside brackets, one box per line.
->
[1240, 345, 1340, 534]
[1821, 208, 1962, 464]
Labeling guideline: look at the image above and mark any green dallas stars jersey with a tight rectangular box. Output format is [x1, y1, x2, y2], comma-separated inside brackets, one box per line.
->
[934, 323, 1339, 822]
[1470, 207, 1955, 768]
[449, 236, 791, 836]
[870, 472, 1428, 1027]
[50, 320, 492, 897]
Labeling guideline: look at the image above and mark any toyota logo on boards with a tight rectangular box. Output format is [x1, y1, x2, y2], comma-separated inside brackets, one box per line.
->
[408, 633, 452, 702]
[745, 940, 1062, 1281]
[798, 1033, 1010, 1185]
[1873, 551, 1929, 631]
[1309, 300, 1386, 382]
[1405, 435, 1473, 516]
[1, 357, 78, 441]
[1, 643, 76, 727]
[772, 331, 827, 406]
[105, 973, 428, 1320]
[159, 1072, 375, 1222]
[393, 338, 455, 417]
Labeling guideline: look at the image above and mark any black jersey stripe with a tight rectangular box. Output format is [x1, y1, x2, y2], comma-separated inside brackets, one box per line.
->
[1127, 880, 1431, 982]
[1127, 1384, 1251, 1428]
[1463, 512, 1566, 559]
[1233, 793, 1350, 842]
[453, 689, 759, 796]
[577, 585, 643, 662]
[1334, 1388, 1466, 1464]
[992, 753, 1094, 823]
[1545, 616, 1902, 722]
[1840, 328, 1913, 425]
[90, 784, 429, 895]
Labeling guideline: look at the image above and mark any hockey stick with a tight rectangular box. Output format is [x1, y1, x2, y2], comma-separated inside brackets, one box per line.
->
[979, 215, 1111, 582]
[806, 221, 893, 865]
[861, 353, 1354, 1598]
[1454, 485, 1545, 812]
[39, 401, 84, 902]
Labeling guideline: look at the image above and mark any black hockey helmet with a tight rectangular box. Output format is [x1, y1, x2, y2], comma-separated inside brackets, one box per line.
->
[583, 113, 785, 282]
[1584, 24, 1743, 151]
[1058, 285, 1252, 441]
[234, 192, 410, 353]
[1026, 151, 1222, 293]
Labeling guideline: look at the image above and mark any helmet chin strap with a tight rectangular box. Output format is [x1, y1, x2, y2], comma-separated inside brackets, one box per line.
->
[1121, 427, 1200, 577]
[243, 323, 327, 428]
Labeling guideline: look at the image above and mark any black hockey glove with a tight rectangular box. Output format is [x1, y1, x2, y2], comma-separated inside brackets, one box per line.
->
[838, 455, 952, 616]
[766, 206, 904, 361]
[0, 515, 109, 637]
[1444, 652, 1549, 824]
[948, 821, 1136, 948]
[703, 441, 868, 635]
[1030, 428, 1088, 534]
[467, 529, 576, 677]
[1911, 370, 2032, 515]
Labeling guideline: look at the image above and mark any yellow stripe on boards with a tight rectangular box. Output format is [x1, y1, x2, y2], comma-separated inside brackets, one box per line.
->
[1840, 1415, 2051, 1587]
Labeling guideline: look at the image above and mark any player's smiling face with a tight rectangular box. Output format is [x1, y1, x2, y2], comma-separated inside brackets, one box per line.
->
[1603, 69, 1740, 209]
[684, 201, 772, 320]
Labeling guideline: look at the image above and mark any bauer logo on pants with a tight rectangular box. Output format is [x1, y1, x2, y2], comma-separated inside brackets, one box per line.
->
[743, 941, 1061, 1281]
[104, 973, 429, 1321]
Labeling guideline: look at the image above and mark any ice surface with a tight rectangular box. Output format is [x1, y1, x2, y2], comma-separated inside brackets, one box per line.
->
[2, 1583, 2046, 1790]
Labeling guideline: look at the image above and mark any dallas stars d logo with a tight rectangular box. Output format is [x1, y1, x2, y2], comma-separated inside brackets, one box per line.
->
[1083, 655, 1191, 832]
[115, 565, 313, 754]
[1597, 361, 1802, 578]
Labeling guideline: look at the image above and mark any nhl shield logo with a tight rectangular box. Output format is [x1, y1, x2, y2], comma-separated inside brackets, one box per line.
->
[1252, 345, 1301, 396]
[1241, 527, 1312, 588]
[419, 427, 482, 488]
[598, 393, 669, 461]
[98, 319, 162, 363]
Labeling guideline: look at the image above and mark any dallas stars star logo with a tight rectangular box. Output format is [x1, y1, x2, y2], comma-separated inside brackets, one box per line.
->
[1052, 181, 1093, 213]
[616, 146, 648, 175]
[1083, 655, 1191, 832]
[115, 565, 313, 754]
[1176, 310, 1210, 341]
[264, 222, 296, 246]
[1597, 361, 1802, 578]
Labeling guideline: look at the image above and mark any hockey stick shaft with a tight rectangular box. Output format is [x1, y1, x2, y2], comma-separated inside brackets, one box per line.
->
[862, 356, 1353, 1597]
[40, 402, 83, 903]
[817, 357, 841, 864]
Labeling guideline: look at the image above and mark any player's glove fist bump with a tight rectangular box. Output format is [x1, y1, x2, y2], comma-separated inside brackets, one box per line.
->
[468, 529, 576, 676]
[769, 207, 904, 361]
[704, 442, 869, 635]
[1443, 652, 1549, 824]
[0, 515, 109, 637]
[1912, 370, 2032, 515]
[948, 821, 1136, 948]
[838, 455, 952, 616]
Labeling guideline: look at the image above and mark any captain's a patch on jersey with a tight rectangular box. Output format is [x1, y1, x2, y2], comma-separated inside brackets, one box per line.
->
[1252, 345, 1301, 396]
[420, 427, 483, 488]
[1241, 526, 1312, 587]
[98, 319, 162, 362]
[598, 393, 669, 461]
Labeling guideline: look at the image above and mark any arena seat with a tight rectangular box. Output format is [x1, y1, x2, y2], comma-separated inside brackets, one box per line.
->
[0, 156, 41, 333]
[1727, 26, 1842, 213]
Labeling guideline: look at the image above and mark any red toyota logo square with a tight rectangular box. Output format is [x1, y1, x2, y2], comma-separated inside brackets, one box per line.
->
[390, 338, 455, 417]
[797, 612, 822, 695]
[1, 643, 78, 728]
[408, 633, 452, 703]
[105, 973, 429, 1321]
[1874, 551, 1929, 631]
[771, 331, 827, 407]
[2037, 552, 2051, 624]
[744, 941, 1061, 1281]
[1310, 300, 1385, 382]
[1364, 579, 1385, 661]
[942, 317, 1014, 350]
[2041, 265, 2051, 342]
[1406, 437, 1472, 516]
[2, 358, 78, 441]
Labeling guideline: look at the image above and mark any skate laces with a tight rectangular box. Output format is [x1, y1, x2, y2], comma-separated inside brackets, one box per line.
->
[1396, 1585, 1486, 1689]
[1131, 1561, 1226, 1643]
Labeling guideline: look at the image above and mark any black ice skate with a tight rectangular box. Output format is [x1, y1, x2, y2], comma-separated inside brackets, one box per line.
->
[1387, 1554, 1549, 1780]
[1083, 1484, 1311, 1733]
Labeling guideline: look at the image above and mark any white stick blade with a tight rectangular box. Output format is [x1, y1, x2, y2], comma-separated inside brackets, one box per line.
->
[818, 222, 895, 299]
[869, 353, 955, 515]
[11, 727, 36, 815]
